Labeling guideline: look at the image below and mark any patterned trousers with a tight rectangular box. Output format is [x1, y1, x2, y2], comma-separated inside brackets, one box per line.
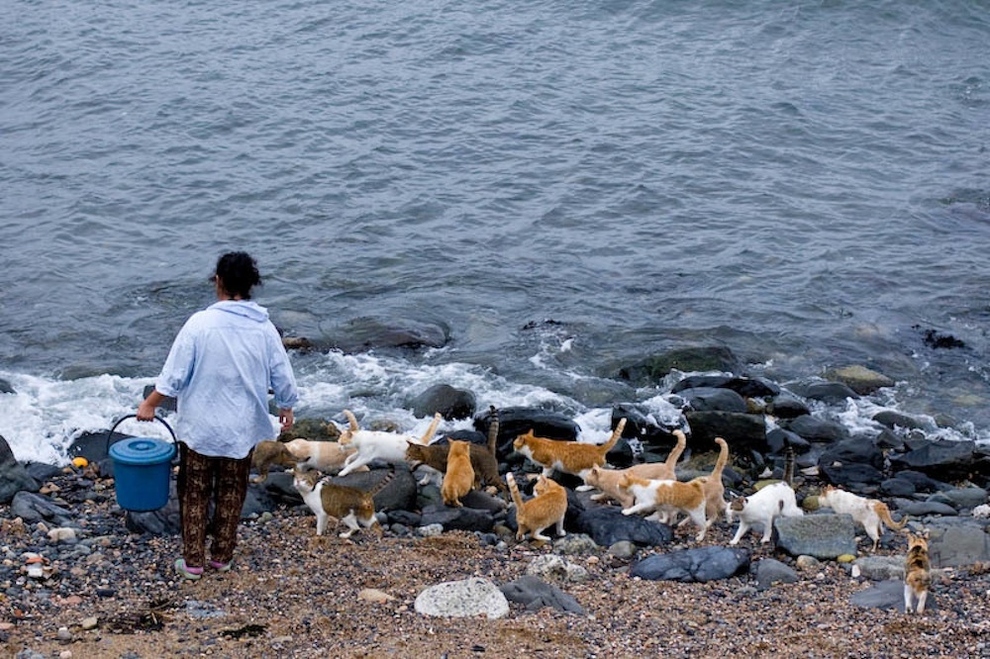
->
[176, 442, 253, 568]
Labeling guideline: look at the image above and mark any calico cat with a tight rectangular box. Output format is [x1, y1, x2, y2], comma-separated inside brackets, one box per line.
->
[582, 428, 687, 508]
[292, 467, 394, 538]
[404, 408, 506, 493]
[818, 485, 908, 551]
[513, 418, 626, 479]
[441, 440, 475, 507]
[337, 410, 442, 477]
[285, 438, 356, 473]
[618, 473, 708, 541]
[506, 472, 568, 543]
[903, 531, 932, 614]
[727, 481, 804, 545]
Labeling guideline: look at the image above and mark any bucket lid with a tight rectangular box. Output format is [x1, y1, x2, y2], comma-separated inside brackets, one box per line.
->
[109, 437, 176, 465]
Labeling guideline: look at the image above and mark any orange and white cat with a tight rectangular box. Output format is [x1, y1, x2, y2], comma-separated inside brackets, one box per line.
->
[513, 418, 626, 480]
[676, 437, 729, 527]
[441, 440, 475, 507]
[903, 531, 932, 614]
[337, 410, 442, 477]
[618, 473, 708, 541]
[582, 428, 687, 508]
[819, 485, 908, 551]
[506, 472, 568, 543]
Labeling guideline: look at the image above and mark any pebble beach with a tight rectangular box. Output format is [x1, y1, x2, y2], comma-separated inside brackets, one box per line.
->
[4, 464, 990, 659]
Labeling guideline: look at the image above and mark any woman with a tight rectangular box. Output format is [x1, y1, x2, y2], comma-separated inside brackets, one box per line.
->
[137, 251, 299, 580]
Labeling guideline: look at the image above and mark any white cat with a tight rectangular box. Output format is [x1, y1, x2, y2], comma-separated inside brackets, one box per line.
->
[727, 481, 804, 545]
[818, 485, 907, 551]
[336, 411, 441, 477]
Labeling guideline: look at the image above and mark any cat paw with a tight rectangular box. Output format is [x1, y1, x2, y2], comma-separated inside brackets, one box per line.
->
[575, 485, 594, 492]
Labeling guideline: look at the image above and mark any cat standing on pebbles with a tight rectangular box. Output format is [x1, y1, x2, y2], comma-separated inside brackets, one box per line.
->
[293, 467, 393, 538]
[903, 530, 932, 614]
[506, 472, 568, 543]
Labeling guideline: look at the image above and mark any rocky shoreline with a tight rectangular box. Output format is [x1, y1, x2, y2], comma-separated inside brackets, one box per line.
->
[4, 354, 990, 658]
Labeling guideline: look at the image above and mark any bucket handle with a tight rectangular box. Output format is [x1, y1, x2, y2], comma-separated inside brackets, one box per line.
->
[105, 414, 178, 456]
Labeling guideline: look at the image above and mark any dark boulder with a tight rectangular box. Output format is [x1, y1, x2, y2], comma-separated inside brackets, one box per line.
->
[409, 384, 477, 420]
[629, 546, 750, 582]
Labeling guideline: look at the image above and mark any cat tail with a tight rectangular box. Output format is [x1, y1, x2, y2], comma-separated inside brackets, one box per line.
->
[506, 473, 525, 510]
[368, 468, 396, 497]
[711, 437, 729, 478]
[664, 429, 687, 470]
[343, 409, 360, 432]
[877, 502, 909, 530]
[486, 405, 500, 456]
[783, 446, 795, 486]
[600, 418, 627, 455]
[418, 413, 443, 444]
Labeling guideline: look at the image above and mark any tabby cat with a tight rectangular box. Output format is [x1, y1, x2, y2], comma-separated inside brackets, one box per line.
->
[292, 467, 393, 538]
[506, 472, 568, 543]
[441, 440, 475, 507]
[404, 407, 506, 493]
[819, 485, 908, 551]
[513, 418, 626, 479]
[618, 473, 708, 542]
[582, 428, 687, 508]
[903, 531, 932, 614]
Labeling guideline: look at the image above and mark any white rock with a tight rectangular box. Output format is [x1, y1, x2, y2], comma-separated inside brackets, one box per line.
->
[414, 577, 509, 619]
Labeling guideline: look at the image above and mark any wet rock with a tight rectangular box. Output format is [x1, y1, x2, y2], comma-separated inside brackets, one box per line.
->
[614, 346, 742, 385]
[0, 435, 40, 504]
[782, 415, 850, 443]
[890, 440, 983, 482]
[787, 381, 860, 404]
[683, 411, 767, 451]
[677, 387, 748, 413]
[10, 492, 75, 526]
[419, 504, 495, 533]
[409, 384, 477, 420]
[472, 406, 580, 458]
[825, 365, 895, 395]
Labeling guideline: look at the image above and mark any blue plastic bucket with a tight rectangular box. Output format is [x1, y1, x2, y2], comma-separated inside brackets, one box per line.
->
[106, 415, 177, 512]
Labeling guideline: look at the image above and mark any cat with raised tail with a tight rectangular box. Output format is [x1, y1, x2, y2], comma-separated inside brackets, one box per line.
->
[513, 418, 626, 480]
[292, 467, 394, 538]
[405, 406, 506, 494]
[337, 410, 442, 477]
[582, 428, 687, 508]
[727, 481, 804, 545]
[675, 436, 729, 528]
[506, 472, 568, 543]
[903, 530, 932, 614]
[441, 440, 475, 507]
[819, 485, 908, 551]
[618, 473, 708, 541]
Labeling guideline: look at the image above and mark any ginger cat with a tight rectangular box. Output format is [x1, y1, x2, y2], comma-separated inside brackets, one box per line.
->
[582, 428, 687, 508]
[727, 481, 803, 545]
[903, 531, 932, 614]
[405, 408, 505, 493]
[513, 418, 626, 479]
[441, 440, 475, 507]
[506, 472, 568, 543]
[679, 437, 729, 526]
[618, 473, 708, 541]
[292, 467, 393, 538]
[337, 410, 441, 477]
[819, 485, 908, 551]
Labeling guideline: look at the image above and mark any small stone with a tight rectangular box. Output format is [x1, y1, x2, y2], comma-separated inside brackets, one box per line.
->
[358, 588, 395, 603]
[60, 651, 72, 659]
[81, 616, 98, 630]
[836, 554, 857, 563]
[56, 626, 72, 641]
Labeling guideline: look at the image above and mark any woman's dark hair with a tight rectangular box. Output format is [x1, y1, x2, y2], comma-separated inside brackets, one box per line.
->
[214, 251, 262, 300]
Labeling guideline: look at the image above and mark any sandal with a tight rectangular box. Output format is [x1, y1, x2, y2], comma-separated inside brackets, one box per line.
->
[208, 559, 231, 572]
[174, 558, 203, 580]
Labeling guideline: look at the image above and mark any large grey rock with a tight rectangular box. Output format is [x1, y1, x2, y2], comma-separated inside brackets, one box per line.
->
[850, 579, 938, 612]
[890, 440, 980, 482]
[925, 520, 990, 568]
[774, 514, 859, 559]
[941, 487, 988, 511]
[629, 546, 750, 582]
[501, 575, 584, 614]
[414, 577, 509, 619]
[677, 387, 748, 413]
[782, 415, 850, 443]
[854, 556, 905, 581]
